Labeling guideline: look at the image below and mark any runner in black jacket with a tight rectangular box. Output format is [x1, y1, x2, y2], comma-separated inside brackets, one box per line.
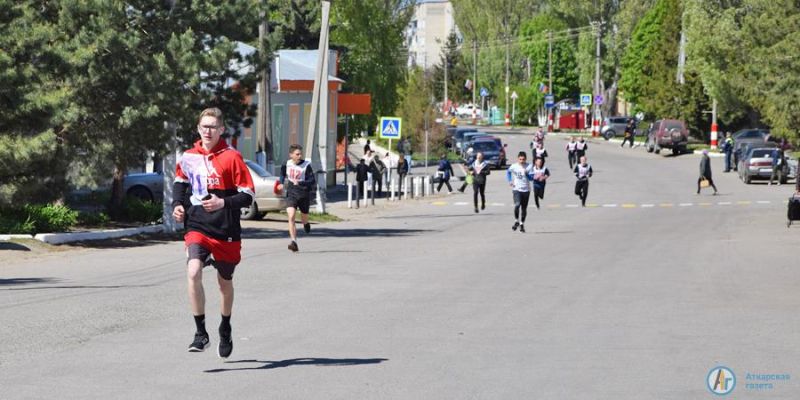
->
[278, 144, 316, 252]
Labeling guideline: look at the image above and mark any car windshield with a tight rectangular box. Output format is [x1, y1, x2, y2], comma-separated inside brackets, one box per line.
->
[750, 149, 774, 158]
[245, 160, 272, 177]
[472, 141, 498, 152]
[737, 130, 766, 139]
[664, 122, 683, 131]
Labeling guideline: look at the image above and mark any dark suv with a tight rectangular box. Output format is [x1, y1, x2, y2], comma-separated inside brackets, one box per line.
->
[469, 138, 506, 168]
[645, 119, 689, 155]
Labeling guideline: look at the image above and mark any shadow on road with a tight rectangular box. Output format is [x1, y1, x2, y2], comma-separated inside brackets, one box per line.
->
[0, 283, 155, 291]
[0, 242, 32, 251]
[0, 277, 57, 286]
[204, 357, 388, 373]
[65, 232, 184, 249]
[242, 227, 433, 239]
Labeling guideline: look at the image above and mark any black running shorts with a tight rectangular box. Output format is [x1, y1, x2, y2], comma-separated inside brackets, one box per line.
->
[187, 243, 237, 280]
[287, 193, 310, 214]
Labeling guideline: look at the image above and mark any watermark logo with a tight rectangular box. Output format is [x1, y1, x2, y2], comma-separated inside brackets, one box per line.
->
[707, 366, 736, 395]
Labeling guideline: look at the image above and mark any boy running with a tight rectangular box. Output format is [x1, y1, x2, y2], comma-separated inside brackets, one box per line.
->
[532, 157, 550, 209]
[573, 155, 593, 207]
[506, 151, 534, 233]
[172, 107, 255, 358]
[566, 136, 578, 169]
[277, 144, 316, 252]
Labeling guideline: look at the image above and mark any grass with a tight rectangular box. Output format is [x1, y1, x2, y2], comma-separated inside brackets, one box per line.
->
[279, 211, 342, 223]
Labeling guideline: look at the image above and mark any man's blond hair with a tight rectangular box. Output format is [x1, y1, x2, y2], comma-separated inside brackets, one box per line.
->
[197, 107, 224, 126]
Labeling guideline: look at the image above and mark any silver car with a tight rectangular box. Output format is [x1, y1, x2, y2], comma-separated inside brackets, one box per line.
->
[601, 116, 635, 140]
[122, 159, 287, 220]
[738, 147, 787, 184]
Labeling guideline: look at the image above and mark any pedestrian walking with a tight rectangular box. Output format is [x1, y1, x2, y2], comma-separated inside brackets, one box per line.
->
[576, 137, 588, 159]
[401, 138, 413, 167]
[507, 151, 534, 233]
[722, 132, 734, 172]
[471, 152, 491, 213]
[566, 136, 578, 169]
[533, 142, 548, 166]
[769, 147, 786, 185]
[355, 158, 369, 208]
[397, 154, 409, 196]
[620, 119, 636, 148]
[277, 144, 316, 253]
[369, 151, 386, 197]
[532, 157, 550, 209]
[171, 107, 255, 358]
[436, 154, 455, 193]
[458, 149, 475, 192]
[573, 155, 593, 207]
[697, 149, 718, 195]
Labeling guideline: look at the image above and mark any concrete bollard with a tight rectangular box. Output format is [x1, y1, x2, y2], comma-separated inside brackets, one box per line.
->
[348, 182, 353, 208]
[362, 181, 368, 208]
[403, 176, 409, 199]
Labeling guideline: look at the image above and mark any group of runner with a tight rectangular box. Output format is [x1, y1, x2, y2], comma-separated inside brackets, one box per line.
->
[172, 108, 316, 360]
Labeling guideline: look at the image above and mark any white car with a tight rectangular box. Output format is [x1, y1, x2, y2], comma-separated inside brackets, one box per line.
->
[456, 104, 482, 118]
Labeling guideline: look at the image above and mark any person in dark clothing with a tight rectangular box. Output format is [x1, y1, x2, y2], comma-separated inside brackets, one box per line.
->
[566, 136, 578, 169]
[397, 154, 409, 196]
[769, 147, 786, 185]
[355, 159, 369, 208]
[697, 150, 718, 195]
[722, 132, 734, 172]
[278, 144, 316, 252]
[575, 137, 588, 159]
[436, 154, 455, 193]
[620, 119, 636, 148]
[458, 149, 475, 192]
[470, 152, 491, 213]
[573, 155, 593, 207]
[369, 153, 386, 197]
[531, 157, 550, 209]
[363, 139, 372, 155]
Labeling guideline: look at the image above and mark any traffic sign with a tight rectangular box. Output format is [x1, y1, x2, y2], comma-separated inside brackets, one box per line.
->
[511, 91, 518, 100]
[480, 87, 489, 97]
[594, 95, 604, 105]
[379, 117, 402, 139]
[580, 94, 592, 106]
[544, 95, 555, 109]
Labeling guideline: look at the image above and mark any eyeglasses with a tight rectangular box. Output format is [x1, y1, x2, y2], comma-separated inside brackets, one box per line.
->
[199, 125, 220, 132]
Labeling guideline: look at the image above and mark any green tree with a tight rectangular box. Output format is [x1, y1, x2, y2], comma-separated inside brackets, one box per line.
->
[518, 14, 579, 104]
[395, 68, 445, 155]
[432, 30, 471, 105]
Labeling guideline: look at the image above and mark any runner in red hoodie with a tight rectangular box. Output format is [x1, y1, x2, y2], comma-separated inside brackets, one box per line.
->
[172, 108, 255, 359]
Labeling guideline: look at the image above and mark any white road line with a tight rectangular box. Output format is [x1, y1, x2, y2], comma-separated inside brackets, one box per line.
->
[454, 202, 469, 206]
[757, 201, 772, 204]
[565, 204, 580, 208]
[602, 204, 618, 208]
[641, 204, 655, 208]
[718, 201, 732, 205]
[490, 202, 505, 207]
[679, 203, 693, 207]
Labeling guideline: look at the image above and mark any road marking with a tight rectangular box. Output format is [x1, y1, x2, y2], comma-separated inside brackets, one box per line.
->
[679, 203, 693, 207]
[490, 202, 505, 207]
[431, 201, 448, 206]
[622, 204, 637, 208]
[565, 204, 580, 208]
[602, 204, 618, 208]
[587, 204, 599, 208]
[454, 202, 469, 206]
[737, 201, 752, 205]
[641, 204, 655, 208]
[718, 201, 732, 206]
[699, 202, 712, 206]
[659, 203, 674, 208]
[757, 200, 771, 204]
[547, 204, 561, 208]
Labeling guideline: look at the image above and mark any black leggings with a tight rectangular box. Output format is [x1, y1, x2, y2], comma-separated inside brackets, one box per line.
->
[437, 179, 453, 192]
[697, 177, 717, 193]
[473, 183, 486, 208]
[621, 135, 634, 147]
[568, 151, 576, 169]
[575, 180, 589, 206]
[513, 191, 530, 223]
[533, 186, 545, 208]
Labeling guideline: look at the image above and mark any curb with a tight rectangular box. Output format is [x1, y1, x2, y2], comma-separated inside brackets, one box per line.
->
[602, 137, 725, 158]
[33, 225, 165, 245]
[0, 234, 35, 241]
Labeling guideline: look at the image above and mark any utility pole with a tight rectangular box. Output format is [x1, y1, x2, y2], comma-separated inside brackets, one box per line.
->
[472, 40, 477, 108]
[547, 30, 553, 131]
[505, 35, 510, 126]
[710, 98, 718, 149]
[257, 3, 273, 172]
[304, 0, 331, 212]
[444, 52, 448, 116]
[592, 21, 602, 137]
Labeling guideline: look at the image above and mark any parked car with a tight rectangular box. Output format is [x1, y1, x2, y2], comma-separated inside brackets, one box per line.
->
[732, 132, 770, 169]
[645, 119, 689, 155]
[456, 104, 482, 118]
[468, 136, 507, 168]
[601, 116, 636, 140]
[450, 127, 478, 150]
[460, 132, 490, 156]
[738, 146, 787, 184]
[122, 159, 287, 220]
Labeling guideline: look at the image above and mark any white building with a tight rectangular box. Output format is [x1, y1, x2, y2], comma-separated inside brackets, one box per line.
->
[406, 0, 461, 70]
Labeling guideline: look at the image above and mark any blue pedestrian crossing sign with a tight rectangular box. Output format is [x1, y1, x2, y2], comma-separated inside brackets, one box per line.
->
[580, 94, 592, 106]
[379, 117, 402, 139]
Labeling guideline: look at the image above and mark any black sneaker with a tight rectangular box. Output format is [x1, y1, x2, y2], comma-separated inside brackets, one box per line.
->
[288, 241, 299, 252]
[188, 332, 209, 352]
[481, 204, 485, 210]
[218, 328, 233, 359]
[512, 222, 519, 231]
[303, 223, 311, 234]
[519, 224, 526, 233]
[474, 208, 479, 213]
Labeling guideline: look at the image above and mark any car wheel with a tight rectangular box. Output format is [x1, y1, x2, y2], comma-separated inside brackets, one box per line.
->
[241, 202, 259, 220]
[646, 138, 654, 153]
[654, 148, 660, 154]
[127, 186, 154, 203]
[604, 130, 615, 140]
[744, 173, 752, 184]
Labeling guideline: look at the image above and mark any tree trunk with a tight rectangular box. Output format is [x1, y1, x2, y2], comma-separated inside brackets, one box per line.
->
[109, 165, 126, 218]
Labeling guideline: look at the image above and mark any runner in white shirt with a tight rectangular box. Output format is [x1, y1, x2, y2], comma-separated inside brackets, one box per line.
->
[573, 155, 593, 207]
[566, 136, 578, 169]
[531, 157, 550, 209]
[506, 151, 534, 233]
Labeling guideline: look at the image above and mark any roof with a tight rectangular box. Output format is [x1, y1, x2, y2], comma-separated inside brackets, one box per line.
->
[275, 50, 342, 83]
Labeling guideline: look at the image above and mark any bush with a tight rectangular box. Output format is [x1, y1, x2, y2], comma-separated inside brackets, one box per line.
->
[120, 198, 162, 224]
[77, 211, 110, 227]
[0, 204, 78, 234]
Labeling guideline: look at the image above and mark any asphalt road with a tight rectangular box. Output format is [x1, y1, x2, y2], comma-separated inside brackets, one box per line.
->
[2, 134, 798, 399]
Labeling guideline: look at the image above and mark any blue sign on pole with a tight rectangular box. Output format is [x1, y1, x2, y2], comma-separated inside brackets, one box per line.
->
[480, 87, 489, 98]
[379, 117, 402, 139]
[580, 94, 592, 106]
[594, 95, 604, 105]
[544, 95, 555, 109]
